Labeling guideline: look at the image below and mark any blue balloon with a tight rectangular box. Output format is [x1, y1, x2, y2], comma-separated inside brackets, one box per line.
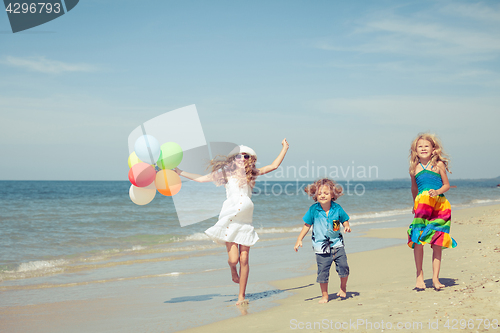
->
[134, 135, 160, 165]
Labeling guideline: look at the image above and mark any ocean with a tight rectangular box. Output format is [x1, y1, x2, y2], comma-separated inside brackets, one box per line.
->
[1, 178, 499, 331]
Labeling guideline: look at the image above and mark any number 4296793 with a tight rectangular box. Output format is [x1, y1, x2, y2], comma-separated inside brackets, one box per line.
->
[5, 3, 61, 14]
[444, 319, 498, 330]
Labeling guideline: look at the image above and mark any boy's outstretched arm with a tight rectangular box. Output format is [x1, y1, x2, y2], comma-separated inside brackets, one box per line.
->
[258, 138, 289, 175]
[342, 221, 351, 233]
[294, 223, 311, 251]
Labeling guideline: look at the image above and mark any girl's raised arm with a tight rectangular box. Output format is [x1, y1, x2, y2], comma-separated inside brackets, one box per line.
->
[258, 138, 289, 176]
[174, 168, 212, 183]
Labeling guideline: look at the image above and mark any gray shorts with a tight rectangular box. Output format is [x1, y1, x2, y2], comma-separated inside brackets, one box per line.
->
[315, 247, 349, 283]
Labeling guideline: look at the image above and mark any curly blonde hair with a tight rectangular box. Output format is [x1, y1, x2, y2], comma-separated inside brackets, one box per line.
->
[207, 153, 259, 187]
[304, 178, 343, 202]
[409, 133, 451, 176]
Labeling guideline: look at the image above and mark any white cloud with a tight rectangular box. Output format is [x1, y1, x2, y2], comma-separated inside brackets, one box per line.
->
[441, 2, 500, 22]
[317, 21, 500, 61]
[3, 56, 97, 74]
[0, 94, 141, 145]
[314, 95, 500, 129]
[314, 2, 500, 61]
[311, 2, 500, 88]
[364, 19, 500, 56]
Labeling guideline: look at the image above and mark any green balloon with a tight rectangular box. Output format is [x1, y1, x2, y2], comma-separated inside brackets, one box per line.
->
[157, 142, 183, 169]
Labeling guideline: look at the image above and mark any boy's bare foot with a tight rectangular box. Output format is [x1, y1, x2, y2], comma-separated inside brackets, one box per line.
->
[236, 298, 248, 306]
[336, 290, 347, 298]
[230, 266, 239, 283]
[318, 297, 329, 304]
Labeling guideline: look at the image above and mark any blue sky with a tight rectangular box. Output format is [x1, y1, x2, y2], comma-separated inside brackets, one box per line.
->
[1, 0, 499, 181]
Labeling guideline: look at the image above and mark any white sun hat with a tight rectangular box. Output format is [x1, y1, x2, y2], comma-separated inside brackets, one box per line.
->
[228, 145, 257, 158]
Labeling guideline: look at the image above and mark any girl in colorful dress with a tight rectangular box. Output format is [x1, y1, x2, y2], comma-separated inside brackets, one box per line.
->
[175, 139, 288, 305]
[407, 133, 457, 290]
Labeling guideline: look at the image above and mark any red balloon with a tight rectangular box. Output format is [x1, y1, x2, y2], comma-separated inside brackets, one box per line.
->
[128, 162, 156, 187]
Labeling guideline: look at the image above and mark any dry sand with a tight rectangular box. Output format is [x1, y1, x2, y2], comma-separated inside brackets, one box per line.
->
[181, 204, 500, 333]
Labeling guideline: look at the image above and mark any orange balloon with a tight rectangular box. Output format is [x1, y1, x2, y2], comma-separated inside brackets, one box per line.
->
[155, 169, 182, 196]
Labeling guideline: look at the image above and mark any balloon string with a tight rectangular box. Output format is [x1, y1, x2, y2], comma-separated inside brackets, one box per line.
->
[141, 124, 157, 167]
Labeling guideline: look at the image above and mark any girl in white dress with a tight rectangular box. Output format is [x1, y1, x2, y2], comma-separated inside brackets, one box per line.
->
[175, 139, 289, 305]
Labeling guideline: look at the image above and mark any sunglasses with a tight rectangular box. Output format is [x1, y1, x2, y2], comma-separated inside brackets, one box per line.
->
[235, 154, 250, 160]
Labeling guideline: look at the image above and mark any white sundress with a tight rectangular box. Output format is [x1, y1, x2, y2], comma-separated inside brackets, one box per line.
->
[205, 177, 259, 246]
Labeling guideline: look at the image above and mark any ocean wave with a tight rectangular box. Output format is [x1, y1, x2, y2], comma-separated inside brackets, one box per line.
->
[0, 246, 221, 282]
[451, 198, 500, 210]
[0, 259, 69, 281]
[349, 208, 412, 220]
[16, 259, 67, 273]
[164, 244, 219, 253]
[0, 271, 192, 291]
[101, 249, 120, 254]
[184, 233, 210, 241]
[470, 198, 500, 204]
[347, 198, 499, 220]
[256, 226, 303, 234]
[181, 227, 303, 242]
[349, 219, 398, 227]
[124, 245, 147, 252]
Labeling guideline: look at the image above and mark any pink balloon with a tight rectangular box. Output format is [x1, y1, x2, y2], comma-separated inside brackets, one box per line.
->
[128, 162, 155, 187]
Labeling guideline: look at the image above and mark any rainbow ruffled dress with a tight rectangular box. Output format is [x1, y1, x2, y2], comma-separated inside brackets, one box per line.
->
[407, 168, 457, 249]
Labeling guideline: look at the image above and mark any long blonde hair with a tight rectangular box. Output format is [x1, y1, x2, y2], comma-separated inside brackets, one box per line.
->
[304, 178, 344, 202]
[208, 154, 259, 187]
[409, 133, 451, 176]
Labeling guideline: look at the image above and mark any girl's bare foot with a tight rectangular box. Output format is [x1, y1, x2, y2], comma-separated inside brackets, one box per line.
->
[415, 276, 426, 289]
[236, 298, 248, 306]
[433, 279, 445, 290]
[318, 296, 329, 304]
[230, 266, 239, 283]
[336, 290, 346, 298]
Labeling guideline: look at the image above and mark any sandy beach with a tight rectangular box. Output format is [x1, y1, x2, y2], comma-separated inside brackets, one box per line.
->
[1, 204, 499, 333]
[180, 204, 500, 333]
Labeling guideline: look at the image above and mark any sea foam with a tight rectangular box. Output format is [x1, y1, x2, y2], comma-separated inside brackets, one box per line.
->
[17, 259, 67, 272]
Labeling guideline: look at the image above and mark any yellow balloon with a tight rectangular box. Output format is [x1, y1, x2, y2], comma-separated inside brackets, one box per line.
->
[128, 152, 143, 168]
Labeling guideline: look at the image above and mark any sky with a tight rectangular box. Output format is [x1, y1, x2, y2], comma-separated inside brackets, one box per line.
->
[1, 0, 499, 181]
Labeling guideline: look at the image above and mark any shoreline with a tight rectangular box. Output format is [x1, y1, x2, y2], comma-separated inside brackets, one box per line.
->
[1, 204, 499, 332]
[180, 204, 500, 333]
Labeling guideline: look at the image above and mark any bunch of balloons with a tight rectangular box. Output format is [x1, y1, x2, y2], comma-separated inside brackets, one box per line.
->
[128, 135, 183, 205]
